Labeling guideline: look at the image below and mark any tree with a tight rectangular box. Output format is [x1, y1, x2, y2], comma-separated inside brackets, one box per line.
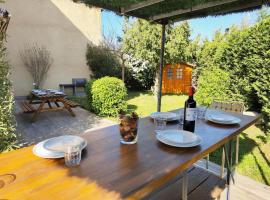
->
[122, 19, 192, 93]
[86, 42, 121, 79]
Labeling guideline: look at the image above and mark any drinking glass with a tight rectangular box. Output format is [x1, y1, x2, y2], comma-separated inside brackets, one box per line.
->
[197, 106, 207, 119]
[179, 109, 184, 125]
[64, 144, 82, 167]
[154, 117, 167, 130]
[119, 117, 138, 144]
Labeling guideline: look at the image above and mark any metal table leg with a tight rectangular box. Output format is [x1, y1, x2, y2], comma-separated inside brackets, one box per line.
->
[224, 140, 234, 200]
[182, 169, 188, 200]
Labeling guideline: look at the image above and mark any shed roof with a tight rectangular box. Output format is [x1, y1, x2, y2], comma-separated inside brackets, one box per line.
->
[80, 0, 269, 24]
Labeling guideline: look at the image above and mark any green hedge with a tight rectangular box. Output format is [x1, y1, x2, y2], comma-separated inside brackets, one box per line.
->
[0, 43, 16, 152]
[196, 14, 270, 133]
[91, 77, 127, 116]
[195, 66, 231, 106]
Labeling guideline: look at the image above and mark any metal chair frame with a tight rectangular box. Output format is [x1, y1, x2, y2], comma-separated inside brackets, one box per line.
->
[206, 100, 244, 178]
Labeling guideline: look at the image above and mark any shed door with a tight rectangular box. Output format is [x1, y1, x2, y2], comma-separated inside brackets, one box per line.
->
[162, 64, 192, 94]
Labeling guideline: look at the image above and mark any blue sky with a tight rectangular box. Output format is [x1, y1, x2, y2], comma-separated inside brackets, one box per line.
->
[102, 10, 258, 40]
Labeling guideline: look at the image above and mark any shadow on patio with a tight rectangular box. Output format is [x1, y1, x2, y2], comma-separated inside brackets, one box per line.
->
[14, 100, 116, 147]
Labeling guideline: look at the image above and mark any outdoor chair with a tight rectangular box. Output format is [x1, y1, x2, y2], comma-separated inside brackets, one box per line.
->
[206, 100, 244, 178]
[72, 78, 87, 96]
[59, 78, 87, 96]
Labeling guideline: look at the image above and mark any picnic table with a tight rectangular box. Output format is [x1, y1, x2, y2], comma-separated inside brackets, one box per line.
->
[20, 90, 79, 122]
[0, 109, 259, 199]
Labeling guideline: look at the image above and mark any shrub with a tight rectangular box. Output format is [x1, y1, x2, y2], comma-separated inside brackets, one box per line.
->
[0, 43, 16, 152]
[19, 43, 53, 89]
[86, 43, 121, 79]
[84, 79, 95, 109]
[91, 77, 127, 116]
[195, 66, 231, 106]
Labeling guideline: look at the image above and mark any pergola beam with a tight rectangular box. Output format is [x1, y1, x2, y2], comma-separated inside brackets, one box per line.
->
[150, 0, 240, 21]
[121, 0, 165, 14]
[172, 0, 265, 23]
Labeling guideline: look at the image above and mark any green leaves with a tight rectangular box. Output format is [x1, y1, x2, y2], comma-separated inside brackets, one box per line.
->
[0, 42, 16, 152]
[196, 13, 270, 133]
[90, 77, 127, 116]
[86, 43, 121, 79]
[122, 19, 192, 90]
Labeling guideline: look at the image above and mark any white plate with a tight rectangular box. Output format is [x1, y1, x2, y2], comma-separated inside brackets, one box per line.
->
[33, 139, 64, 159]
[44, 135, 87, 153]
[55, 91, 64, 95]
[205, 112, 241, 124]
[156, 129, 202, 147]
[150, 112, 179, 121]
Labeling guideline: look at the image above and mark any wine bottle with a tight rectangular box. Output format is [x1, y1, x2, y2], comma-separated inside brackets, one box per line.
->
[183, 86, 197, 132]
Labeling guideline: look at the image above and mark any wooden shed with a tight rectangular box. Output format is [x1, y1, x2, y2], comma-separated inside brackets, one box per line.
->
[162, 63, 193, 94]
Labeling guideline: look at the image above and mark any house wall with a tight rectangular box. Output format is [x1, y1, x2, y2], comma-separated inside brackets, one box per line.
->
[1, 0, 102, 96]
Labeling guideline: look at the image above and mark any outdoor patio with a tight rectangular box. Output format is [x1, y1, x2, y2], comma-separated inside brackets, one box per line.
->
[13, 99, 270, 200]
[0, 0, 269, 199]
[14, 100, 116, 147]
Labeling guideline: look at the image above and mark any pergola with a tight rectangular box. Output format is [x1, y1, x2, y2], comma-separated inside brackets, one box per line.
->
[81, 0, 269, 111]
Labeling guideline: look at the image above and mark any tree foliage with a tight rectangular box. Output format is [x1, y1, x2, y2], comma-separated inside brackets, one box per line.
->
[86, 43, 121, 79]
[122, 19, 192, 90]
[0, 43, 16, 152]
[196, 12, 270, 133]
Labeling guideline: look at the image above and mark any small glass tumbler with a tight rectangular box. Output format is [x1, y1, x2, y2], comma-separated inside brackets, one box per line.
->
[64, 144, 82, 167]
[154, 117, 167, 130]
[197, 106, 207, 119]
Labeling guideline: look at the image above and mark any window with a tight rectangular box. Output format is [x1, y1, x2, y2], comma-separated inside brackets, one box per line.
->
[176, 69, 183, 79]
[167, 68, 173, 79]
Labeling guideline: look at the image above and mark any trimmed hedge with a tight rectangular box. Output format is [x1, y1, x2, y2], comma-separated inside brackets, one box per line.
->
[195, 66, 231, 106]
[0, 43, 16, 152]
[195, 14, 270, 133]
[91, 77, 127, 116]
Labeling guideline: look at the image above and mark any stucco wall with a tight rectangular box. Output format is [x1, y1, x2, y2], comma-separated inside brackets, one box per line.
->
[1, 0, 101, 96]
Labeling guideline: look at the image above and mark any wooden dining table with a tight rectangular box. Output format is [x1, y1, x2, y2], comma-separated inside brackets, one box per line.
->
[0, 109, 259, 199]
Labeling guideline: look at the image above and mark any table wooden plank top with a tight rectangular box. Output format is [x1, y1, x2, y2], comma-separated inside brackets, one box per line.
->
[0, 110, 259, 200]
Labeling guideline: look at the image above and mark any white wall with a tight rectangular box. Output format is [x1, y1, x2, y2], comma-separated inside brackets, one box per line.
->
[1, 0, 102, 96]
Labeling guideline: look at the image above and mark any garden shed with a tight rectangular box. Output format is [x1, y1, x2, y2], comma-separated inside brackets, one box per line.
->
[162, 63, 193, 94]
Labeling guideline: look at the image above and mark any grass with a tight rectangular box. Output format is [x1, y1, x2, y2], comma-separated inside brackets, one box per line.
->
[126, 91, 187, 117]
[68, 91, 270, 185]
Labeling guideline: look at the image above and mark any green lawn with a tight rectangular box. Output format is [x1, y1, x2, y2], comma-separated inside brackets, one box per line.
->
[126, 91, 187, 117]
[68, 91, 270, 185]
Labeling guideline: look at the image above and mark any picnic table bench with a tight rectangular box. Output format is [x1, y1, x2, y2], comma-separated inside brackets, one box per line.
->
[20, 90, 79, 122]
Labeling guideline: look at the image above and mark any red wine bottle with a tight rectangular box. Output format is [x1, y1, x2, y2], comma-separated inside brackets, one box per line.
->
[183, 86, 197, 132]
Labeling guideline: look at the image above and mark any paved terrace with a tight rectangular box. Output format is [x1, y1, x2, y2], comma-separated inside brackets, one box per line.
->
[15, 100, 116, 147]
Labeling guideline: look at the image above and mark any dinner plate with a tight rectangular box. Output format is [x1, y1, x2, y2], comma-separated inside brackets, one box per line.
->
[150, 112, 179, 121]
[205, 112, 241, 124]
[33, 139, 64, 159]
[55, 91, 64, 95]
[44, 135, 87, 153]
[156, 129, 202, 147]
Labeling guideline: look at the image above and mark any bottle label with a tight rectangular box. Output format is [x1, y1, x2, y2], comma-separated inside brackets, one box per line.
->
[186, 108, 197, 121]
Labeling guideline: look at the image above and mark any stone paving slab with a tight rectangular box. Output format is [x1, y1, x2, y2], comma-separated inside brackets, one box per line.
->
[15, 101, 116, 147]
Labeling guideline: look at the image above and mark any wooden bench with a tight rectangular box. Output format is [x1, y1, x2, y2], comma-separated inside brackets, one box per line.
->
[20, 101, 36, 113]
[61, 99, 80, 108]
